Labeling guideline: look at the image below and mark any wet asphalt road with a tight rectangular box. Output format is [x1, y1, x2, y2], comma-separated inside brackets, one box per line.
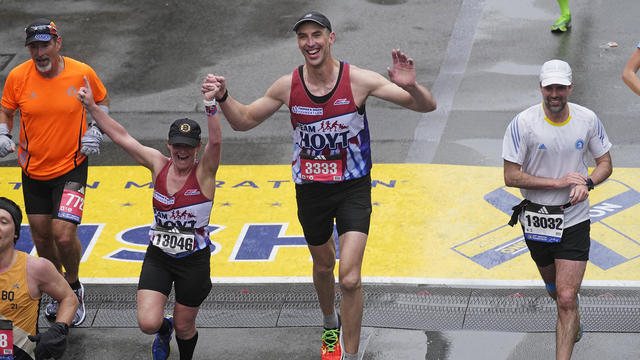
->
[2, 1, 640, 359]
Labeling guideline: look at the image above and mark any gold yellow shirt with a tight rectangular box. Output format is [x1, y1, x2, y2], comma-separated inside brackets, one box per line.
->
[0, 251, 39, 358]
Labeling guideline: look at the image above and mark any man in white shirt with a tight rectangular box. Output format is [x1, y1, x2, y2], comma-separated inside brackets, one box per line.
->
[502, 59, 612, 360]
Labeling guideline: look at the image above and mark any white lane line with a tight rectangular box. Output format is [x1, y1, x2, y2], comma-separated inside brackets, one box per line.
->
[406, 0, 486, 163]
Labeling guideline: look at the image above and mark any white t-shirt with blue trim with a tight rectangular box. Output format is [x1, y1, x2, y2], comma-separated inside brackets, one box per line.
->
[502, 102, 612, 228]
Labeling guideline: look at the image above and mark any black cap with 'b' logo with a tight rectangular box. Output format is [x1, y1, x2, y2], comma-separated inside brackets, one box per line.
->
[168, 118, 201, 147]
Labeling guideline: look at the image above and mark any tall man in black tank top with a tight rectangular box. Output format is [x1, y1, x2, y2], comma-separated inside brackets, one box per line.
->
[207, 11, 436, 359]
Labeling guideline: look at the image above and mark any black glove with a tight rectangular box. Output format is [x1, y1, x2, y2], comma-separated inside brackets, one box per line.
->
[28, 322, 69, 360]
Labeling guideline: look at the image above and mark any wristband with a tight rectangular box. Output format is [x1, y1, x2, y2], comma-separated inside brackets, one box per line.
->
[205, 105, 218, 116]
[216, 89, 229, 103]
[203, 98, 216, 107]
[98, 104, 110, 115]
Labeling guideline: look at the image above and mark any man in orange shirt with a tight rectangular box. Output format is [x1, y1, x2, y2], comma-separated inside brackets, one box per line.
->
[0, 18, 110, 327]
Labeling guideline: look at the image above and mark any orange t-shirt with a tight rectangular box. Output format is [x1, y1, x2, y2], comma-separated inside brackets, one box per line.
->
[1, 57, 107, 180]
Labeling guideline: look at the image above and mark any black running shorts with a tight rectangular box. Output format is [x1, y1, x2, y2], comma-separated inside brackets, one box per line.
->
[295, 173, 372, 246]
[524, 219, 590, 267]
[21, 160, 88, 224]
[138, 244, 212, 307]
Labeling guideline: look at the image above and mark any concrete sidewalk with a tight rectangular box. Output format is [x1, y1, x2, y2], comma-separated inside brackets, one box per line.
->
[61, 327, 639, 360]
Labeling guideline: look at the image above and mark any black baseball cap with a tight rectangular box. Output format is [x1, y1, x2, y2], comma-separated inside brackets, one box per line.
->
[25, 18, 58, 46]
[292, 11, 332, 32]
[168, 118, 201, 147]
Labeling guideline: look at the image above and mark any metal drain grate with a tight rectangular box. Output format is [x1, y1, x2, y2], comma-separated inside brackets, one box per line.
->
[37, 284, 640, 332]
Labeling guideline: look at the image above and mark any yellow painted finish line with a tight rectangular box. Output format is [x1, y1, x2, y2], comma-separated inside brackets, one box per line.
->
[1, 164, 639, 285]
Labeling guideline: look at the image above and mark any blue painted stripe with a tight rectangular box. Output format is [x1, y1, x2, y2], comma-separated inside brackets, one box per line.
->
[589, 189, 640, 221]
[484, 187, 522, 216]
[468, 235, 528, 269]
[460, 181, 640, 270]
[461, 233, 629, 271]
[589, 239, 628, 270]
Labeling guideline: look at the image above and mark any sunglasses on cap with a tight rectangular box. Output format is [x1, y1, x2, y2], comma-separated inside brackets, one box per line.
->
[25, 24, 58, 38]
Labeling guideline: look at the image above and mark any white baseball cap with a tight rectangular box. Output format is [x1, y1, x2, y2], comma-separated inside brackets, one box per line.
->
[539, 59, 572, 87]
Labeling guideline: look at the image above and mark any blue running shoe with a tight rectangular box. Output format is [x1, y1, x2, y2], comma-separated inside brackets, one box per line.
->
[44, 298, 59, 321]
[152, 316, 173, 360]
[72, 282, 86, 326]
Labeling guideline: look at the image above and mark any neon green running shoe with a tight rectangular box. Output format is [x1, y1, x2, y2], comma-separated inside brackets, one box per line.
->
[551, 14, 571, 32]
[321, 327, 342, 360]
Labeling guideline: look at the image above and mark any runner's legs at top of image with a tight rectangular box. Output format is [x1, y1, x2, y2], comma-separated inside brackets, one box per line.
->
[551, 0, 571, 32]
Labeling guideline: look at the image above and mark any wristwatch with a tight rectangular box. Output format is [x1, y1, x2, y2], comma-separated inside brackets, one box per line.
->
[585, 178, 595, 191]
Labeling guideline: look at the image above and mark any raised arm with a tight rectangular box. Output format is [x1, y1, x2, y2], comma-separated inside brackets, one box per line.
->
[622, 47, 640, 96]
[352, 49, 436, 113]
[211, 74, 289, 131]
[96, 93, 111, 107]
[196, 75, 223, 197]
[77, 76, 166, 174]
